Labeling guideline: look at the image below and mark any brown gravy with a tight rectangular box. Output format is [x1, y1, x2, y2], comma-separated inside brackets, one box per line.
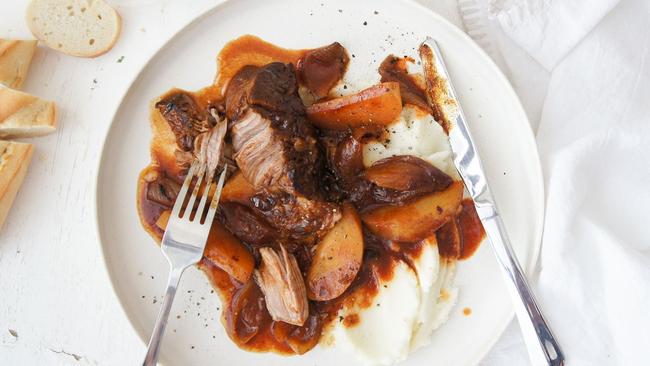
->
[457, 199, 486, 259]
[436, 198, 486, 260]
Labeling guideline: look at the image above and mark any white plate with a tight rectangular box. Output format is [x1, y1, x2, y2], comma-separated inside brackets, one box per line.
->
[96, 0, 544, 365]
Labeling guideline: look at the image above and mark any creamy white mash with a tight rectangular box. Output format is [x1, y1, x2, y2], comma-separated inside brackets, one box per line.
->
[323, 105, 459, 365]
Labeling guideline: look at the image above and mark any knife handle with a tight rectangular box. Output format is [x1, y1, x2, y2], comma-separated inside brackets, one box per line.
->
[478, 206, 565, 366]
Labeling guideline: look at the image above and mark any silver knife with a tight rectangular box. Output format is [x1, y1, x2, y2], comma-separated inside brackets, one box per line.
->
[420, 38, 565, 366]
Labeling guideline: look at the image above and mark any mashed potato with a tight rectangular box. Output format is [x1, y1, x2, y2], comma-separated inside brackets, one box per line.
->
[364, 105, 458, 178]
[324, 105, 460, 365]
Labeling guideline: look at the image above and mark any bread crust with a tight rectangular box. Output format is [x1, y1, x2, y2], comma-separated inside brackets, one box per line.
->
[0, 86, 57, 138]
[0, 39, 38, 89]
[0, 141, 34, 230]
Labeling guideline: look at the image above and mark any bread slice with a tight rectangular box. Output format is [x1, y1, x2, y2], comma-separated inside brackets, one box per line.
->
[0, 39, 38, 89]
[26, 0, 121, 58]
[0, 141, 34, 230]
[0, 85, 56, 138]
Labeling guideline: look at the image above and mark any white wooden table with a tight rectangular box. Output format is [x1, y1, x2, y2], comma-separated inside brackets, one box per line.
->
[0, 1, 513, 365]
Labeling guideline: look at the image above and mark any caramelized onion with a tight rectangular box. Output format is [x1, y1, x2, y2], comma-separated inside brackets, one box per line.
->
[146, 175, 181, 207]
[378, 55, 432, 114]
[353, 155, 453, 208]
[364, 155, 450, 191]
[227, 280, 267, 344]
[285, 312, 323, 354]
[270, 311, 322, 354]
[297, 42, 349, 99]
[436, 219, 461, 259]
[334, 136, 364, 184]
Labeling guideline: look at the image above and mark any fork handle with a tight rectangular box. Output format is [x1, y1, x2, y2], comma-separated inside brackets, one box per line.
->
[142, 266, 185, 366]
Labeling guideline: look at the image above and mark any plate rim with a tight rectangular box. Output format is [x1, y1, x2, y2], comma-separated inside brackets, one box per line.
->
[93, 0, 545, 364]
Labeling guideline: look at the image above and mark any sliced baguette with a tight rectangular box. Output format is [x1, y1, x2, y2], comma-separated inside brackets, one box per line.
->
[0, 141, 34, 230]
[0, 39, 38, 89]
[26, 0, 121, 58]
[0, 85, 56, 138]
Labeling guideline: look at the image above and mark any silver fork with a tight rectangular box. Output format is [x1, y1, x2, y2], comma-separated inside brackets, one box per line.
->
[142, 161, 228, 366]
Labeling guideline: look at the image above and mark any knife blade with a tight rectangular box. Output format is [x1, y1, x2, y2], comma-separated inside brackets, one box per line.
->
[419, 38, 564, 366]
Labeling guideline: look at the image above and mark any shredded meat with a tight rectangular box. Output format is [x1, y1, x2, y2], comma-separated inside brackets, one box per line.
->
[230, 110, 288, 188]
[224, 62, 341, 240]
[225, 63, 321, 196]
[254, 245, 309, 326]
[195, 109, 228, 178]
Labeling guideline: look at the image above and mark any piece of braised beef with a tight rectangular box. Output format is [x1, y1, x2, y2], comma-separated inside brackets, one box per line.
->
[224, 62, 341, 240]
[297, 42, 349, 99]
[220, 202, 279, 247]
[226, 63, 321, 196]
[250, 190, 341, 240]
[254, 245, 309, 326]
[155, 91, 212, 151]
[194, 109, 228, 178]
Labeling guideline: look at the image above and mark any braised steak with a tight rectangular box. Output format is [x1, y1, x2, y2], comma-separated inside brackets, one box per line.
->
[225, 62, 341, 240]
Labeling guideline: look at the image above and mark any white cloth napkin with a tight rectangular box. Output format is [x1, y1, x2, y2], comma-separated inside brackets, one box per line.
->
[459, 0, 650, 364]
[489, 0, 621, 70]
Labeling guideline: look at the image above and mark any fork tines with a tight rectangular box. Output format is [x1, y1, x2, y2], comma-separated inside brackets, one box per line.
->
[171, 161, 228, 225]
